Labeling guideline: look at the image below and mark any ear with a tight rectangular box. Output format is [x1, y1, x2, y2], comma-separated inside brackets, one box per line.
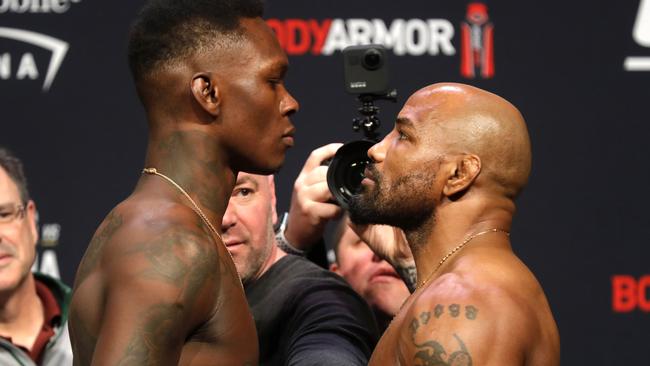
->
[442, 154, 481, 197]
[26, 200, 39, 246]
[191, 72, 220, 118]
[330, 262, 341, 274]
[268, 175, 278, 226]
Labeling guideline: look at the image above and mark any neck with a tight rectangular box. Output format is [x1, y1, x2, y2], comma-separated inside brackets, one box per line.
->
[260, 242, 287, 279]
[141, 127, 235, 226]
[406, 195, 515, 285]
[0, 275, 43, 347]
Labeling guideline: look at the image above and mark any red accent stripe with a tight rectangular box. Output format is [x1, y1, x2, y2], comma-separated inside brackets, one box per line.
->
[482, 24, 494, 78]
[460, 23, 474, 78]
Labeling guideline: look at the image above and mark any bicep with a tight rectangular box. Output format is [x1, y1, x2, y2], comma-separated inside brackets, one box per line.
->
[91, 229, 219, 365]
[90, 278, 188, 365]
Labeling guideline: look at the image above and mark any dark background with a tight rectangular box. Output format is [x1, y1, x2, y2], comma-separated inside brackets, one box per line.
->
[2, 0, 649, 364]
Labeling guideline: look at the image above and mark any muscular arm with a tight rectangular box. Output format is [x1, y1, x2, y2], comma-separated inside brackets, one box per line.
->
[90, 225, 219, 365]
[396, 285, 532, 366]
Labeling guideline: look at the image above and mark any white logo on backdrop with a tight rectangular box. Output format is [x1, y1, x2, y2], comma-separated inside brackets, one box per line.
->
[624, 0, 650, 71]
[322, 19, 456, 56]
[0, 0, 81, 13]
[0, 27, 69, 91]
[31, 223, 62, 279]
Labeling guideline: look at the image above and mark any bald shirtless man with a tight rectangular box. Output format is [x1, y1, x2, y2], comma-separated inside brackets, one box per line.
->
[349, 83, 560, 365]
[68, 0, 298, 365]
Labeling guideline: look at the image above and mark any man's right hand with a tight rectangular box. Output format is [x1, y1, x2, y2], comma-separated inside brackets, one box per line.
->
[284, 143, 344, 250]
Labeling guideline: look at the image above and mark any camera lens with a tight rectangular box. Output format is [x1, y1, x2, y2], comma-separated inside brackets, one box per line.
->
[362, 48, 383, 71]
[326, 140, 375, 209]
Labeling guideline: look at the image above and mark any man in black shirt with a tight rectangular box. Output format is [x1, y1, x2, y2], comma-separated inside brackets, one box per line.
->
[221, 172, 379, 365]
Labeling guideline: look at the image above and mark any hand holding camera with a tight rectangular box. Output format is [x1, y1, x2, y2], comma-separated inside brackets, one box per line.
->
[284, 143, 345, 250]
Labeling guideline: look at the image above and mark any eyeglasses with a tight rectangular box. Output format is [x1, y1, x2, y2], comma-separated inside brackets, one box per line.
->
[0, 204, 26, 224]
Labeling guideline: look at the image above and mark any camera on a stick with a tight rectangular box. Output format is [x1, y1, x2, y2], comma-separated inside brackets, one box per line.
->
[326, 44, 397, 209]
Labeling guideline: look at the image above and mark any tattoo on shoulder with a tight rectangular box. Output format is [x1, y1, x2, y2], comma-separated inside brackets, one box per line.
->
[413, 334, 472, 366]
[396, 264, 418, 293]
[125, 228, 219, 298]
[410, 304, 479, 338]
[117, 228, 221, 364]
[74, 210, 123, 289]
[408, 304, 478, 365]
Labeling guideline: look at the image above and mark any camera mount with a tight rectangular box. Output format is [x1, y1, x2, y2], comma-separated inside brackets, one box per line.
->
[352, 90, 398, 141]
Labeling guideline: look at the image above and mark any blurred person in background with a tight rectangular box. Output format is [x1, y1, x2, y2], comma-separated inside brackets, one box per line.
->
[0, 147, 72, 366]
[330, 216, 410, 332]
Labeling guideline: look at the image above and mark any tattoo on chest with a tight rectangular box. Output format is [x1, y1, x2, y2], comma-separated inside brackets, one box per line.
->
[408, 304, 478, 366]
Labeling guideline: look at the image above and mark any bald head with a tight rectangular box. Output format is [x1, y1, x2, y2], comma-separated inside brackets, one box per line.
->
[407, 83, 531, 199]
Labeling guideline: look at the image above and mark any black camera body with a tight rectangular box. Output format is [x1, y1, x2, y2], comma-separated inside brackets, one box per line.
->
[327, 45, 397, 209]
[343, 45, 390, 95]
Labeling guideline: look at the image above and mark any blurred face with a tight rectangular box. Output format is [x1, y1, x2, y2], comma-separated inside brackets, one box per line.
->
[331, 225, 409, 317]
[349, 90, 448, 230]
[221, 173, 278, 284]
[0, 167, 38, 294]
[216, 18, 299, 175]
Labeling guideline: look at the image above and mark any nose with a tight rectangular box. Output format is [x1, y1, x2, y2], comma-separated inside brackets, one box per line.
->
[371, 251, 382, 263]
[367, 136, 387, 163]
[280, 87, 299, 116]
[221, 202, 238, 233]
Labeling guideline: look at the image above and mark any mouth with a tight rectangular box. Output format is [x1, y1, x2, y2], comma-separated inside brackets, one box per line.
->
[369, 267, 401, 283]
[282, 127, 296, 147]
[361, 166, 377, 186]
[363, 165, 379, 181]
[223, 239, 245, 248]
[0, 253, 14, 265]
[282, 135, 294, 147]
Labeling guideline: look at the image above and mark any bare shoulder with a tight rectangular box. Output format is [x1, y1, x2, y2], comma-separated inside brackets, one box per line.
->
[70, 197, 224, 364]
[399, 265, 559, 366]
[75, 197, 221, 290]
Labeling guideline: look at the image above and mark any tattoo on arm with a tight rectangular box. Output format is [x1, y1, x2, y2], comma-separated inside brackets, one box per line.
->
[74, 211, 123, 289]
[396, 264, 418, 293]
[413, 334, 472, 366]
[116, 228, 219, 365]
[117, 304, 184, 366]
[408, 304, 478, 365]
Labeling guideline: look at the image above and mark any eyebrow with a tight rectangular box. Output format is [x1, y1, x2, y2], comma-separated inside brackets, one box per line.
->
[267, 61, 288, 78]
[396, 117, 414, 127]
[235, 176, 260, 188]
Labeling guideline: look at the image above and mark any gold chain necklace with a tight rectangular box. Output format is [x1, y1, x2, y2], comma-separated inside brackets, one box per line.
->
[142, 168, 243, 289]
[417, 228, 509, 289]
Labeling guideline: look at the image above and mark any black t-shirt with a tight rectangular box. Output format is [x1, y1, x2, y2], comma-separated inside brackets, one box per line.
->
[245, 255, 380, 366]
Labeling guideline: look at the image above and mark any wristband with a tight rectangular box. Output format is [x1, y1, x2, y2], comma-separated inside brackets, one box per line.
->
[275, 212, 306, 256]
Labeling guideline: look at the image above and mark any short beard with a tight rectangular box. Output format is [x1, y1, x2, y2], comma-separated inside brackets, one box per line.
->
[239, 214, 276, 286]
[348, 166, 437, 232]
